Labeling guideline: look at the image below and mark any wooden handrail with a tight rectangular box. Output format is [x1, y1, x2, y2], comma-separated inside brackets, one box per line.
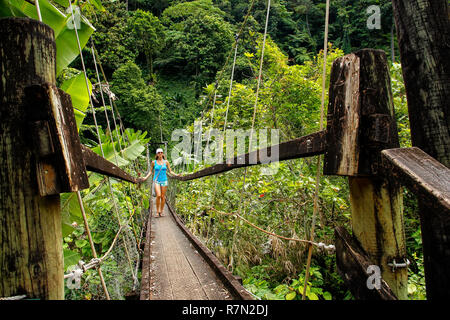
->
[382, 147, 450, 211]
[171, 131, 326, 181]
[81, 145, 138, 184]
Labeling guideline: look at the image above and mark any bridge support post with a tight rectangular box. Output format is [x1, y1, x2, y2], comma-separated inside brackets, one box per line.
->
[324, 49, 408, 299]
[0, 18, 63, 299]
[392, 0, 450, 299]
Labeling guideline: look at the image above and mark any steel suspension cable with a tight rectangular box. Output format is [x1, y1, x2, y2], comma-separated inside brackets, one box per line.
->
[91, 43, 147, 247]
[229, 0, 271, 271]
[195, 0, 257, 123]
[209, 36, 239, 206]
[69, 1, 143, 297]
[203, 37, 240, 244]
[301, 0, 330, 300]
[68, 1, 110, 299]
[89, 45, 140, 288]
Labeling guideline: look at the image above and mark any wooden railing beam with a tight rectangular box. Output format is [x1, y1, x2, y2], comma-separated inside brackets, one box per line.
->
[81, 145, 137, 184]
[172, 131, 326, 181]
[382, 147, 450, 212]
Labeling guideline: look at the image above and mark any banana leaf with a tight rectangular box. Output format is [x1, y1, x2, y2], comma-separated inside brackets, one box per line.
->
[55, 12, 95, 75]
[63, 249, 80, 270]
[61, 192, 83, 237]
[60, 71, 92, 129]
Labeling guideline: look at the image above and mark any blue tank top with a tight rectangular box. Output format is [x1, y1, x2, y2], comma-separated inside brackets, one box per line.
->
[153, 160, 168, 182]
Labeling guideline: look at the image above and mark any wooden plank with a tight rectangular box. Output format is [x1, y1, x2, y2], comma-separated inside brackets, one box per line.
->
[324, 53, 361, 176]
[172, 131, 326, 181]
[335, 226, 397, 300]
[382, 147, 450, 298]
[55, 87, 90, 190]
[166, 202, 254, 300]
[0, 17, 63, 299]
[25, 84, 90, 195]
[382, 147, 450, 211]
[81, 145, 137, 183]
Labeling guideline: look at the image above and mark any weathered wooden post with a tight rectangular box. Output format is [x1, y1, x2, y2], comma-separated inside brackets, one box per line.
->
[392, 0, 450, 299]
[0, 17, 62, 299]
[0, 18, 88, 299]
[324, 49, 408, 299]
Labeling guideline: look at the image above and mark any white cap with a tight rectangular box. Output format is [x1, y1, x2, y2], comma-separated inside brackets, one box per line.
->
[156, 148, 164, 154]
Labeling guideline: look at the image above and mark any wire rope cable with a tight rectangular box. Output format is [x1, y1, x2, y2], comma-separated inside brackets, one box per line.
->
[229, 0, 272, 271]
[301, 0, 330, 300]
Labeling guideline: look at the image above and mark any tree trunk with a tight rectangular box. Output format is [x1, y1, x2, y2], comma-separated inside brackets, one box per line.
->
[392, 0, 450, 299]
[0, 18, 63, 299]
[392, 0, 450, 166]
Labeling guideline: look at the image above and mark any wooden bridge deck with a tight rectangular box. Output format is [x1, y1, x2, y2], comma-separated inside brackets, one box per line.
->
[140, 199, 237, 300]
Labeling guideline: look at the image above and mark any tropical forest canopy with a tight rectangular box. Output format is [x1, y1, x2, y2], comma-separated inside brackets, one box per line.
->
[78, 0, 399, 145]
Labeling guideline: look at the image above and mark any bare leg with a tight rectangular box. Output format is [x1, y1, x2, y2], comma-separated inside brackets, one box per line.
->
[160, 186, 168, 215]
[154, 183, 162, 216]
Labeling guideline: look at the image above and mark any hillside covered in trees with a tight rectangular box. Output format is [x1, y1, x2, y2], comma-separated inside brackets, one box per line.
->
[78, 0, 398, 144]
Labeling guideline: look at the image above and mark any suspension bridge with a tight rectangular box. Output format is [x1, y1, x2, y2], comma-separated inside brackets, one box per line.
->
[1, 0, 449, 301]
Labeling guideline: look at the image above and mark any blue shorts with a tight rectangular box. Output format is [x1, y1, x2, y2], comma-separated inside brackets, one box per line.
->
[154, 180, 168, 187]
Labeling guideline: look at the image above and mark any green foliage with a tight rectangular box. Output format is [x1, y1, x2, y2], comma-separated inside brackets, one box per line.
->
[111, 61, 165, 142]
[408, 252, 426, 300]
[0, 0, 96, 75]
[59, 70, 93, 129]
[391, 62, 411, 148]
[88, 0, 138, 78]
[128, 9, 165, 75]
[243, 266, 334, 300]
[62, 127, 151, 299]
[157, 0, 234, 88]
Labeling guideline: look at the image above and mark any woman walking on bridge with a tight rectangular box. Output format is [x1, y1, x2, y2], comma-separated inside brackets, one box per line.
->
[139, 148, 179, 217]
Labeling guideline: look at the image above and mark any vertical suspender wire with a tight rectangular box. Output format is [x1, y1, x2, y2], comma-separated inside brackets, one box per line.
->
[91, 44, 126, 153]
[212, 36, 239, 204]
[301, 0, 330, 300]
[229, 0, 271, 271]
[35, 0, 42, 22]
[205, 82, 219, 151]
[192, 0, 256, 136]
[91, 42, 122, 152]
[223, 36, 239, 137]
[204, 86, 218, 237]
[205, 37, 240, 244]
[91, 44, 143, 224]
[95, 51, 150, 288]
[68, 1, 110, 300]
[90, 45, 139, 288]
[91, 44, 145, 240]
